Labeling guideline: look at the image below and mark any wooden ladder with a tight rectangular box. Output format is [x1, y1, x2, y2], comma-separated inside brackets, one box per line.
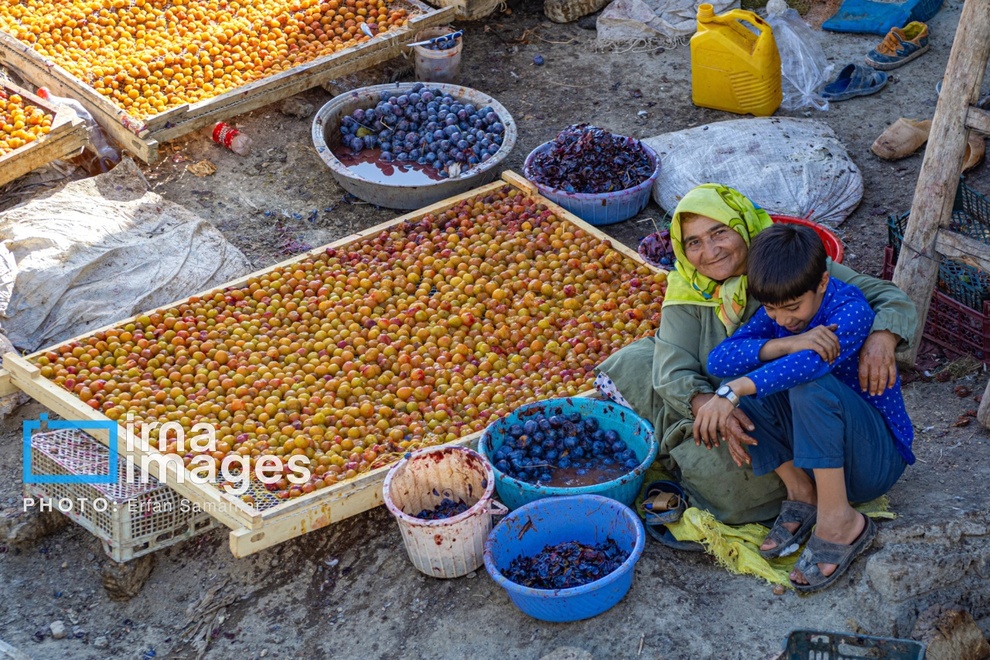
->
[891, 0, 990, 401]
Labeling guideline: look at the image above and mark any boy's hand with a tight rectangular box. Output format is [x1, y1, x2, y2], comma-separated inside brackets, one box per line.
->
[787, 324, 840, 362]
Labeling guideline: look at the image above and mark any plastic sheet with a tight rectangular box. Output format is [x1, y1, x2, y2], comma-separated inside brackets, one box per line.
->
[0, 158, 251, 352]
[766, 2, 832, 112]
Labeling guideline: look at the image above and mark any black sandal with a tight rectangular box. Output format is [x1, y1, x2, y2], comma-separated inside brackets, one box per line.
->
[759, 500, 817, 559]
[791, 515, 877, 593]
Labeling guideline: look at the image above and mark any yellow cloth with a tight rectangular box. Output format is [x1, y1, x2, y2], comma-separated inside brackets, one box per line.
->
[665, 501, 896, 589]
[662, 184, 773, 335]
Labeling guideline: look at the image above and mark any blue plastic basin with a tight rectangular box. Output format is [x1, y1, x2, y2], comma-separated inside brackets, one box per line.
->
[478, 397, 657, 511]
[522, 140, 661, 226]
[484, 494, 645, 622]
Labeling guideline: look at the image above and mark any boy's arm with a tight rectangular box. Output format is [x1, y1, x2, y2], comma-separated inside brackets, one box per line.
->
[729, 296, 873, 398]
[828, 259, 917, 350]
[706, 308, 777, 378]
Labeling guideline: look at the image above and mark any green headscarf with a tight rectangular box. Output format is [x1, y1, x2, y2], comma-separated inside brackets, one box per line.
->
[662, 184, 773, 334]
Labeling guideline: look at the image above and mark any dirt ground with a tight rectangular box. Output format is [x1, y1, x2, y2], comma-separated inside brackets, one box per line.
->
[1, 0, 989, 657]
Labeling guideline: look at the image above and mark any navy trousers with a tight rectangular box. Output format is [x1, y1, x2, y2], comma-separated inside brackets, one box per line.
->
[738, 374, 906, 503]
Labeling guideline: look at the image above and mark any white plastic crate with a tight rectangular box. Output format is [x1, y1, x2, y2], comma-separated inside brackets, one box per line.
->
[24, 428, 216, 562]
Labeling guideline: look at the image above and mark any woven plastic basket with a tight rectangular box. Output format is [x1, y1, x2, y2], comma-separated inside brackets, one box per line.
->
[25, 429, 216, 562]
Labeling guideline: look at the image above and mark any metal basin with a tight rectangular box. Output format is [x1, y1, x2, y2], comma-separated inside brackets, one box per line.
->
[312, 82, 516, 210]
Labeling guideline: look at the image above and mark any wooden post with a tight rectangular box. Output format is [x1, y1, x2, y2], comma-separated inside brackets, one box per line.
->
[891, 0, 990, 366]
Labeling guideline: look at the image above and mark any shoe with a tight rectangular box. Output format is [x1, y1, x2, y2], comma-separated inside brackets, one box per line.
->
[822, 64, 889, 102]
[964, 133, 986, 172]
[936, 80, 990, 109]
[871, 118, 932, 160]
[865, 21, 930, 70]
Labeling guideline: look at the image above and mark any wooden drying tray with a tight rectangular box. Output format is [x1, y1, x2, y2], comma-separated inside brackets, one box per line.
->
[0, 0, 454, 164]
[1, 171, 664, 557]
[0, 79, 88, 187]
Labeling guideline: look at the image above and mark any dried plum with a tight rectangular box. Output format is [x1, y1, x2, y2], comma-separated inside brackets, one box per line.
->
[528, 124, 653, 194]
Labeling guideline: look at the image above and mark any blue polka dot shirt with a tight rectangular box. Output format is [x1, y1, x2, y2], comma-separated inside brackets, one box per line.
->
[707, 278, 915, 465]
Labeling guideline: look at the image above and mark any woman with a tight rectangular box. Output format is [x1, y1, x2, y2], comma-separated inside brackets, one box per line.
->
[596, 184, 917, 524]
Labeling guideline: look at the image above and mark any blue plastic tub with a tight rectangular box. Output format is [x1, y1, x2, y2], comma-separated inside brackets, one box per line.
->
[478, 397, 658, 511]
[484, 494, 645, 622]
[522, 141, 661, 226]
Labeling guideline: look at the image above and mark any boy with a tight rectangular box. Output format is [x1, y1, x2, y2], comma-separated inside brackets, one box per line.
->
[695, 223, 914, 592]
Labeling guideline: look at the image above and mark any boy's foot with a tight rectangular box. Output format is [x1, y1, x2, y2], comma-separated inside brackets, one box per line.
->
[865, 21, 930, 71]
[758, 500, 817, 558]
[790, 509, 868, 588]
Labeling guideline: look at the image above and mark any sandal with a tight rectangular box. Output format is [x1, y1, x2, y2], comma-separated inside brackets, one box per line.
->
[642, 480, 686, 525]
[791, 514, 878, 593]
[640, 481, 704, 553]
[963, 134, 986, 172]
[759, 500, 817, 559]
[871, 118, 931, 160]
[822, 64, 889, 102]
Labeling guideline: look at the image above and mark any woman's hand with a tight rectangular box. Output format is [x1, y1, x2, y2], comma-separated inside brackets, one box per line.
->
[721, 409, 758, 467]
[693, 395, 737, 449]
[858, 329, 899, 396]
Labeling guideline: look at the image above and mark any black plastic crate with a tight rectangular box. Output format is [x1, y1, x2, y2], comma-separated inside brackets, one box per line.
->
[782, 629, 925, 660]
[887, 180, 990, 312]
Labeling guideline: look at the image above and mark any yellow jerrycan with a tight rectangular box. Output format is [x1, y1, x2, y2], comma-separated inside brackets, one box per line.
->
[690, 3, 782, 116]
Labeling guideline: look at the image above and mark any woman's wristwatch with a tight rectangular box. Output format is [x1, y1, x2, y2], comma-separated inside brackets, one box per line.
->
[715, 384, 740, 407]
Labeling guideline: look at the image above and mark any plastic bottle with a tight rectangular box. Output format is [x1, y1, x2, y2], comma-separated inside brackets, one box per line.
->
[209, 121, 252, 155]
[689, 4, 782, 116]
[36, 87, 120, 175]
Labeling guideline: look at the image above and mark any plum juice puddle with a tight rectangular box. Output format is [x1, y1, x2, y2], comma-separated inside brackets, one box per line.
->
[335, 148, 444, 186]
[542, 464, 627, 488]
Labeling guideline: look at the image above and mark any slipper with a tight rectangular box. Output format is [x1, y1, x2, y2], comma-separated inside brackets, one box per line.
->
[963, 133, 986, 172]
[641, 480, 687, 527]
[644, 522, 706, 552]
[871, 118, 931, 160]
[758, 500, 817, 559]
[790, 514, 877, 593]
[821, 64, 889, 102]
[640, 481, 704, 552]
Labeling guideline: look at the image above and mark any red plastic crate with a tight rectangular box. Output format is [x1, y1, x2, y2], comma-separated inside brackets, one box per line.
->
[883, 246, 990, 363]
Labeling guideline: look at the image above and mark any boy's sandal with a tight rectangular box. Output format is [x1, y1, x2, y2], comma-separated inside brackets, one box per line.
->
[640, 480, 704, 552]
[790, 514, 878, 594]
[758, 500, 818, 559]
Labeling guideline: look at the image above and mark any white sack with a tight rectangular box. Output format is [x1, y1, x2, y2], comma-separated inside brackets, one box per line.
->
[644, 117, 863, 227]
[0, 158, 251, 352]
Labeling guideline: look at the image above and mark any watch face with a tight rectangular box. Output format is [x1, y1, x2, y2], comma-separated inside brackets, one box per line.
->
[717, 385, 730, 396]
